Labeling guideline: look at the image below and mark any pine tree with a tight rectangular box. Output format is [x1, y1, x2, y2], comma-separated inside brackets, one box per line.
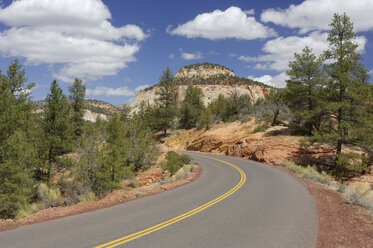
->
[309, 13, 371, 172]
[43, 80, 73, 180]
[285, 46, 325, 134]
[93, 115, 130, 196]
[0, 61, 37, 218]
[179, 84, 204, 129]
[68, 78, 86, 137]
[155, 67, 178, 135]
[199, 108, 213, 130]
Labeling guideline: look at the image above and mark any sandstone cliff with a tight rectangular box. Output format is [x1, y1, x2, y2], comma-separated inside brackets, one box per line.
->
[129, 63, 272, 114]
[175, 63, 234, 79]
[130, 84, 271, 114]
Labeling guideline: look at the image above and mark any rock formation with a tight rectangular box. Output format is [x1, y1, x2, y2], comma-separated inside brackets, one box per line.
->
[129, 63, 272, 114]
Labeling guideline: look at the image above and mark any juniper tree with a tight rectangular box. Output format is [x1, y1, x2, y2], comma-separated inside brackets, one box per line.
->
[68, 78, 86, 137]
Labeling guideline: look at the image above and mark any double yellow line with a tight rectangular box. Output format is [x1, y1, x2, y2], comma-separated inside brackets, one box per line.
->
[95, 154, 246, 248]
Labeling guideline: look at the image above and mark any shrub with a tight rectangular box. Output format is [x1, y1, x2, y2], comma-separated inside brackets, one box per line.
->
[343, 182, 373, 210]
[79, 191, 97, 202]
[281, 161, 331, 186]
[15, 203, 46, 220]
[253, 123, 270, 133]
[161, 151, 192, 175]
[37, 183, 64, 207]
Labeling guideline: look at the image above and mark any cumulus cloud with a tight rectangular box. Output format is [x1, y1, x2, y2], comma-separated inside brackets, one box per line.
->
[169, 53, 175, 59]
[168, 6, 277, 40]
[240, 31, 367, 71]
[261, 0, 373, 33]
[244, 9, 255, 15]
[181, 51, 203, 60]
[0, 0, 147, 82]
[86, 86, 136, 97]
[248, 72, 288, 88]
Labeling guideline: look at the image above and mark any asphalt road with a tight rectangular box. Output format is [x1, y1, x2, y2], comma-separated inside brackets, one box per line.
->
[0, 152, 318, 248]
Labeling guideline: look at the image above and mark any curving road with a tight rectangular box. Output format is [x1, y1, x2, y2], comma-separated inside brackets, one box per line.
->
[0, 152, 317, 248]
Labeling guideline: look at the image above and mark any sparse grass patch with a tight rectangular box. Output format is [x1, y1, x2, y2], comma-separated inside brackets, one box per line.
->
[78, 191, 97, 202]
[37, 183, 64, 207]
[253, 123, 270, 133]
[343, 182, 373, 210]
[281, 160, 373, 211]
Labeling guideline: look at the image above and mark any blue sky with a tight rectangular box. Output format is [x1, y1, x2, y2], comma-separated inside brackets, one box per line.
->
[0, 0, 372, 105]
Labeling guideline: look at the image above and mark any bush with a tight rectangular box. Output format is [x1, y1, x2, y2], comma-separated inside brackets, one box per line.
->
[37, 183, 64, 207]
[281, 161, 331, 186]
[79, 191, 97, 202]
[253, 123, 270, 133]
[15, 202, 46, 220]
[161, 152, 192, 175]
[343, 182, 373, 210]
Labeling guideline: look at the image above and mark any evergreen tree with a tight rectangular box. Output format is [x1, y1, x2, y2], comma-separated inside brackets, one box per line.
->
[124, 115, 156, 171]
[309, 13, 371, 172]
[179, 84, 204, 129]
[119, 105, 132, 123]
[68, 78, 86, 137]
[43, 80, 73, 180]
[285, 46, 325, 134]
[93, 115, 130, 196]
[0, 61, 37, 218]
[199, 108, 213, 130]
[209, 94, 227, 121]
[155, 67, 178, 135]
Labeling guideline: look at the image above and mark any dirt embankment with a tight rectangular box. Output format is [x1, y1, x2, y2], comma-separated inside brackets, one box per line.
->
[165, 120, 373, 184]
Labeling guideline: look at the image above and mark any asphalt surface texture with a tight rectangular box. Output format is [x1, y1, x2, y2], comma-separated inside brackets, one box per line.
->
[0, 152, 318, 248]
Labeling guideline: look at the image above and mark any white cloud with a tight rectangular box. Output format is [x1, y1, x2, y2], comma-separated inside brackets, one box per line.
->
[135, 85, 150, 92]
[240, 31, 367, 71]
[261, 0, 373, 34]
[168, 6, 277, 40]
[369, 70, 373, 76]
[181, 51, 203, 60]
[244, 9, 255, 15]
[248, 72, 288, 88]
[86, 86, 135, 97]
[0, 0, 147, 82]
[169, 53, 175, 59]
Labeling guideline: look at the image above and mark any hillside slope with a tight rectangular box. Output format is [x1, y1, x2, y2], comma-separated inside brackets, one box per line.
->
[129, 62, 272, 113]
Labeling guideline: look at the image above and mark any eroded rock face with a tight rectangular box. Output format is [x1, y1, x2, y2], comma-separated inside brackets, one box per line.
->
[175, 65, 234, 79]
[130, 84, 271, 114]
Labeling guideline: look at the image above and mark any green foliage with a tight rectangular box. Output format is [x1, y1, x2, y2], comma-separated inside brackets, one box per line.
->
[36, 183, 64, 207]
[208, 93, 252, 122]
[198, 108, 213, 129]
[154, 67, 178, 135]
[183, 62, 232, 72]
[0, 60, 37, 219]
[68, 78, 86, 137]
[124, 115, 156, 171]
[285, 46, 325, 134]
[42, 80, 74, 180]
[303, 13, 372, 174]
[162, 151, 192, 175]
[253, 123, 270, 133]
[179, 84, 205, 129]
[119, 104, 131, 123]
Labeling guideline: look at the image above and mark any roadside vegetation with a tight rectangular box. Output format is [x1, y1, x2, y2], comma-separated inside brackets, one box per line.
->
[281, 160, 373, 212]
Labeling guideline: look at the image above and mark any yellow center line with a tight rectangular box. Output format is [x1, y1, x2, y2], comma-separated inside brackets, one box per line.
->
[95, 154, 246, 248]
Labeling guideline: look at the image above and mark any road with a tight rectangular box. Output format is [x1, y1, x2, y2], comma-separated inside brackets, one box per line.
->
[0, 152, 318, 248]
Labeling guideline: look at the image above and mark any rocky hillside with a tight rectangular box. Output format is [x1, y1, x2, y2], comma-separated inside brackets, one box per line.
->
[175, 62, 234, 79]
[34, 99, 120, 122]
[130, 63, 272, 113]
